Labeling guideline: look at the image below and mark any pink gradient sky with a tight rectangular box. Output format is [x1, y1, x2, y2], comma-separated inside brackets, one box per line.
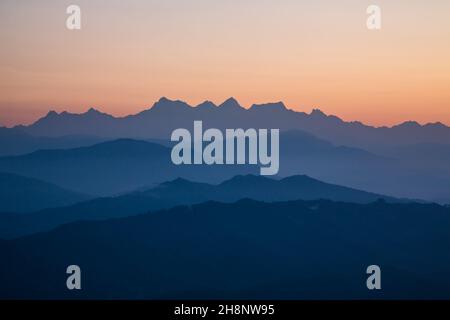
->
[0, 0, 449, 127]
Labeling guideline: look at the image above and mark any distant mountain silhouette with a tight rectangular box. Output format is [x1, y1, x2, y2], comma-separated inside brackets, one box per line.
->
[218, 97, 244, 112]
[2, 98, 448, 202]
[2, 199, 449, 299]
[274, 130, 450, 202]
[0, 174, 402, 239]
[0, 132, 448, 201]
[0, 139, 169, 196]
[380, 142, 450, 175]
[14, 97, 450, 148]
[0, 139, 257, 196]
[0, 127, 107, 156]
[153, 174, 400, 204]
[377, 142, 450, 203]
[0, 172, 91, 213]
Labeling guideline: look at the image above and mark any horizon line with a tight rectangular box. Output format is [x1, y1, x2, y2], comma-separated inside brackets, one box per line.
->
[3, 96, 449, 130]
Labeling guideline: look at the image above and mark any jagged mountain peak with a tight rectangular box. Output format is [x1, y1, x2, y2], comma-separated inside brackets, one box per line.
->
[196, 101, 217, 110]
[219, 97, 243, 110]
[86, 107, 102, 115]
[250, 102, 287, 112]
[395, 121, 421, 129]
[45, 110, 59, 117]
[310, 108, 327, 117]
[151, 97, 192, 111]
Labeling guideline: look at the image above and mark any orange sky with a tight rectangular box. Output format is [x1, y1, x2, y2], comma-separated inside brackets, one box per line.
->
[0, 0, 449, 127]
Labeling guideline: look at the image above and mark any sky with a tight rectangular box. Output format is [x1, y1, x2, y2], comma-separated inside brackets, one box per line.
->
[0, 0, 449, 127]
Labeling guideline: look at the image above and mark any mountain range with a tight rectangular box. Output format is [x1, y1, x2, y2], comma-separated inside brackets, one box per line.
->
[0, 174, 401, 239]
[0, 97, 449, 300]
[2, 97, 449, 202]
[0, 139, 258, 196]
[7, 97, 450, 150]
[0, 132, 448, 202]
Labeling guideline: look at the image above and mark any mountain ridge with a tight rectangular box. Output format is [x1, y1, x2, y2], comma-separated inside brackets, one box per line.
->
[14, 97, 449, 130]
[9, 97, 448, 151]
[0, 173, 402, 239]
[0, 133, 448, 202]
[0, 172, 91, 213]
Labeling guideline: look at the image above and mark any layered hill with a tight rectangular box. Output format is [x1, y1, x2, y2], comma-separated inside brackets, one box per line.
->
[0, 172, 90, 213]
[0, 174, 400, 239]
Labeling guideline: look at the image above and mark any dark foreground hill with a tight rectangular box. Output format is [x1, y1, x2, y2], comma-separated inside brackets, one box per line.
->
[0, 172, 91, 212]
[1, 199, 449, 299]
[0, 174, 400, 239]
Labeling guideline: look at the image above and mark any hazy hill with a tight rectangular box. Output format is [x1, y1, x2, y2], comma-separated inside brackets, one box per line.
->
[378, 142, 450, 176]
[0, 127, 106, 156]
[276, 130, 450, 202]
[0, 139, 170, 196]
[0, 131, 381, 197]
[151, 174, 400, 204]
[1, 199, 449, 299]
[0, 172, 90, 213]
[0, 174, 400, 239]
[0, 132, 448, 201]
[0, 139, 258, 196]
